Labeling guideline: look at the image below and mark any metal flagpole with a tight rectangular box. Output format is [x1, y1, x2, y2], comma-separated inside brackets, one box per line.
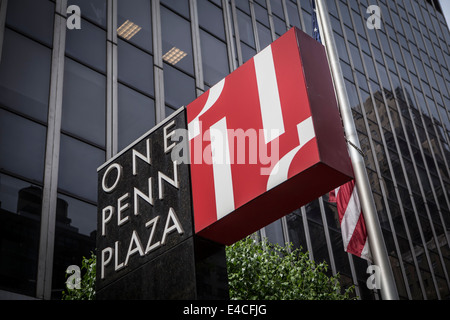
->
[314, 0, 399, 300]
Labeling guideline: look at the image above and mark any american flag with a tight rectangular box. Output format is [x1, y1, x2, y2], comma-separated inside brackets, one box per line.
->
[330, 180, 372, 261]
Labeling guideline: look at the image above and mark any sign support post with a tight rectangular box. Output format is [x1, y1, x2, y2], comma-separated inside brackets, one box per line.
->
[315, 0, 399, 300]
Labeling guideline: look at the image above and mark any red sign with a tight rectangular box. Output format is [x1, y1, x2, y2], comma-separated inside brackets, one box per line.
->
[186, 28, 353, 245]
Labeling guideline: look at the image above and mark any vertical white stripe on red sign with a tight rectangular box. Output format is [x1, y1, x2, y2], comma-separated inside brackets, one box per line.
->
[254, 45, 285, 144]
[188, 78, 226, 140]
[210, 117, 235, 220]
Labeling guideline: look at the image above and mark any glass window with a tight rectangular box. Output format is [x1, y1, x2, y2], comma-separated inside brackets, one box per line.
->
[117, 0, 152, 53]
[68, 0, 107, 27]
[286, 1, 301, 29]
[65, 18, 106, 73]
[164, 63, 196, 108]
[0, 110, 46, 183]
[302, 10, 312, 36]
[254, 3, 269, 27]
[61, 58, 106, 147]
[363, 52, 377, 80]
[327, 0, 338, 17]
[198, 0, 225, 39]
[161, 7, 194, 75]
[0, 174, 42, 297]
[118, 39, 154, 96]
[58, 134, 105, 202]
[270, 0, 284, 19]
[51, 193, 96, 299]
[118, 84, 156, 150]
[235, 0, 250, 14]
[300, 0, 311, 12]
[237, 10, 255, 47]
[349, 43, 363, 72]
[377, 62, 391, 92]
[0, 29, 51, 123]
[6, 0, 54, 46]
[264, 219, 285, 246]
[241, 42, 256, 63]
[338, 1, 352, 28]
[307, 220, 330, 268]
[161, 0, 190, 19]
[344, 25, 357, 45]
[200, 30, 229, 86]
[273, 14, 287, 36]
[345, 79, 360, 110]
[254, 0, 266, 8]
[286, 209, 307, 250]
[209, 0, 221, 7]
[329, 228, 352, 275]
[257, 22, 272, 50]
[334, 32, 349, 64]
[165, 105, 177, 117]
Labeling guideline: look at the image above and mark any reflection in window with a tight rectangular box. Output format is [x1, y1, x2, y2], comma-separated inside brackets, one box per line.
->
[334, 32, 349, 64]
[58, 134, 105, 202]
[254, 3, 269, 27]
[161, 0, 190, 19]
[51, 193, 96, 299]
[62, 58, 106, 147]
[273, 14, 286, 36]
[161, 7, 194, 74]
[118, 84, 156, 150]
[286, 1, 301, 29]
[241, 42, 256, 63]
[6, 0, 54, 46]
[118, 39, 154, 96]
[65, 18, 106, 73]
[235, 0, 250, 14]
[237, 10, 255, 47]
[0, 110, 46, 183]
[118, 0, 152, 52]
[264, 219, 285, 246]
[307, 220, 330, 271]
[0, 29, 51, 123]
[198, 0, 225, 40]
[200, 30, 229, 86]
[257, 22, 272, 50]
[270, 0, 284, 19]
[302, 10, 312, 36]
[0, 174, 42, 297]
[286, 209, 307, 250]
[164, 63, 196, 108]
[166, 106, 177, 117]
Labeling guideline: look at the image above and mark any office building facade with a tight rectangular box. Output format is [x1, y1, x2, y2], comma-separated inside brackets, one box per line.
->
[0, 0, 448, 300]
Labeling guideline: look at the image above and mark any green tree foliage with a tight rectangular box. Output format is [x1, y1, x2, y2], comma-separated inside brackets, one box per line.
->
[62, 252, 96, 300]
[62, 238, 354, 300]
[226, 237, 355, 300]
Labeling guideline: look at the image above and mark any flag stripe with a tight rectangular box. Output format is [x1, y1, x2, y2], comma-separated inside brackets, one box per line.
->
[333, 179, 372, 261]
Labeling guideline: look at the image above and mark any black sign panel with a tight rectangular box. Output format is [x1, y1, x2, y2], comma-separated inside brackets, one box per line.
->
[96, 109, 192, 291]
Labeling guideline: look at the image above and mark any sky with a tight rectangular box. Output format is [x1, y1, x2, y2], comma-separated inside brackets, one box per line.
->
[440, 0, 450, 29]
